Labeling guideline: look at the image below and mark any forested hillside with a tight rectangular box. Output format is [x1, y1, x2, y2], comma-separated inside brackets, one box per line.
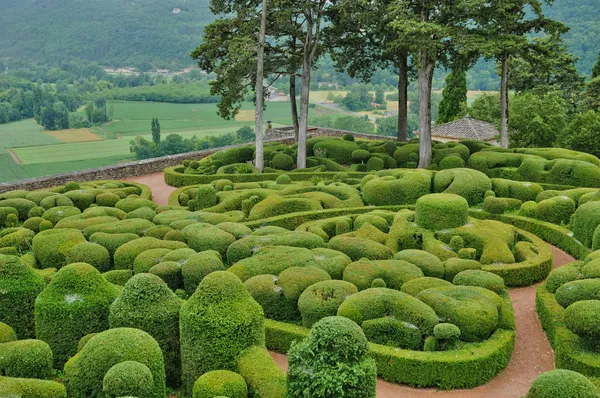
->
[0, 0, 597, 74]
[0, 0, 213, 68]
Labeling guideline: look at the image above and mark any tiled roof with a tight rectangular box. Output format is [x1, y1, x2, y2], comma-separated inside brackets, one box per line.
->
[430, 115, 498, 141]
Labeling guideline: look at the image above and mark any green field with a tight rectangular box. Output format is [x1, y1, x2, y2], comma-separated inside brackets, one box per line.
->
[0, 100, 324, 182]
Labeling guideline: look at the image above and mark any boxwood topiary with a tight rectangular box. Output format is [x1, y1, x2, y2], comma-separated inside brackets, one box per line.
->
[366, 156, 384, 171]
[66, 242, 111, 272]
[393, 250, 445, 279]
[312, 139, 359, 164]
[0, 198, 37, 220]
[351, 149, 371, 164]
[415, 193, 469, 231]
[362, 316, 423, 350]
[439, 154, 465, 170]
[535, 196, 576, 225]
[149, 261, 183, 290]
[563, 300, 600, 347]
[35, 262, 119, 368]
[453, 270, 506, 293]
[526, 369, 600, 398]
[102, 360, 154, 397]
[109, 273, 182, 386]
[181, 251, 225, 295]
[115, 197, 158, 213]
[63, 327, 166, 398]
[400, 277, 453, 296]
[555, 279, 600, 308]
[193, 370, 248, 398]
[39, 194, 74, 210]
[343, 259, 423, 291]
[89, 232, 140, 259]
[179, 271, 265, 396]
[32, 228, 87, 269]
[298, 280, 359, 328]
[113, 237, 187, 270]
[132, 248, 173, 274]
[0, 339, 54, 379]
[327, 236, 394, 261]
[572, 201, 600, 248]
[0, 376, 67, 398]
[433, 168, 492, 205]
[271, 153, 294, 171]
[183, 223, 235, 256]
[0, 322, 17, 343]
[287, 316, 377, 398]
[0, 254, 45, 339]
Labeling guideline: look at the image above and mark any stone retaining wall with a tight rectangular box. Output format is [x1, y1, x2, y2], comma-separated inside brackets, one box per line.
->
[0, 127, 391, 193]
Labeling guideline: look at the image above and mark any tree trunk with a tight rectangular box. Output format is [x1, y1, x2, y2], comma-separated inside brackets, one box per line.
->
[290, 75, 299, 141]
[254, 0, 268, 171]
[297, 57, 311, 169]
[500, 55, 509, 148]
[418, 50, 435, 168]
[397, 52, 408, 142]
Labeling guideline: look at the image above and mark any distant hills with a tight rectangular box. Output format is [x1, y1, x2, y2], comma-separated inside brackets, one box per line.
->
[0, 0, 598, 75]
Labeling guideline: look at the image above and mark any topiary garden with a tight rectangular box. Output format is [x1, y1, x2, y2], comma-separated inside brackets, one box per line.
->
[2, 137, 600, 396]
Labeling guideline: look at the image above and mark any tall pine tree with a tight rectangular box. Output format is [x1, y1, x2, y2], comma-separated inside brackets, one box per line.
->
[437, 69, 467, 124]
[592, 51, 600, 79]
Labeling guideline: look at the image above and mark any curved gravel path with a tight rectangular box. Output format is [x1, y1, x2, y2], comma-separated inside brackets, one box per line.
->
[131, 172, 573, 398]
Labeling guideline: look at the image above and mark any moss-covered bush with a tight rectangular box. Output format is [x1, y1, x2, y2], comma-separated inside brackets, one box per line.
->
[0, 339, 54, 379]
[102, 360, 154, 397]
[64, 327, 166, 398]
[66, 242, 111, 272]
[35, 262, 119, 368]
[109, 273, 182, 386]
[180, 271, 265, 395]
[526, 369, 600, 398]
[287, 316, 377, 398]
[0, 254, 45, 338]
[32, 228, 87, 269]
[193, 370, 248, 398]
[415, 193, 469, 230]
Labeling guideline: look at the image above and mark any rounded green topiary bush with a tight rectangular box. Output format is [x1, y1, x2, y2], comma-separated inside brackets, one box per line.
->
[393, 250, 445, 279]
[400, 277, 453, 296]
[287, 316, 377, 398]
[66, 242, 111, 272]
[22, 216, 45, 233]
[64, 327, 166, 398]
[183, 223, 235, 257]
[298, 280, 359, 328]
[40, 194, 74, 210]
[366, 156, 384, 171]
[439, 155, 465, 170]
[351, 149, 371, 164]
[179, 271, 265, 396]
[109, 273, 182, 386]
[181, 251, 225, 295]
[433, 323, 461, 340]
[564, 300, 600, 346]
[526, 369, 600, 398]
[115, 197, 158, 213]
[572, 201, 600, 249]
[520, 201, 538, 218]
[271, 153, 294, 171]
[453, 270, 506, 293]
[0, 322, 17, 343]
[0, 376, 67, 398]
[555, 279, 600, 308]
[343, 259, 423, 291]
[275, 174, 291, 185]
[0, 254, 45, 339]
[149, 261, 183, 290]
[0, 339, 54, 379]
[535, 196, 576, 225]
[42, 206, 81, 224]
[189, 185, 218, 211]
[193, 370, 248, 398]
[96, 192, 121, 207]
[415, 193, 469, 230]
[102, 360, 154, 397]
[32, 228, 87, 269]
[343, 133, 355, 141]
[35, 262, 119, 368]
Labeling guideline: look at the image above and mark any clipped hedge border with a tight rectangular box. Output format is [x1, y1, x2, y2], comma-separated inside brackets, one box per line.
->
[94, 180, 153, 201]
[265, 292, 515, 389]
[164, 166, 370, 187]
[536, 282, 600, 377]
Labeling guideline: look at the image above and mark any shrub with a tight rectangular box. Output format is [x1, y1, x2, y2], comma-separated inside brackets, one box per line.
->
[415, 193, 469, 230]
[125, 206, 156, 221]
[149, 261, 183, 290]
[115, 197, 158, 213]
[0, 198, 37, 220]
[520, 201, 538, 218]
[298, 280, 359, 327]
[183, 223, 235, 256]
[180, 271, 265, 395]
[563, 300, 600, 347]
[327, 236, 394, 261]
[313, 139, 359, 164]
[237, 346, 287, 398]
[32, 228, 87, 269]
[132, 248, 173, 274]
[483, 196, 522, 214]
[21, 216, 44, 233]
[433, 168, 492, 205]
[343, 259, 423, 291]
[352, 149, 371, 163]
[0, 227, 35, 253]
[393, 250, 445, 279]
[28, 205, 46, 218]
[181, 251, 225, 295]
[113, 237, 187, 270]
[89, 232, 139, 258]
[144, 225, 174, 239]
[188, 185, 218, 211]
[63, 328, 166, 398]
[35, 262, 119, 368]
[0, 339, 53, 379]
[0, 322, 16, 343]
[453, 270, 505, 293]
[0, 207, 18, 227]
[416, 286, 500, 342]
[362, 170, 432, 206]
[366, 157, 384, 171]
[103, 269, 133, 286]
[193, 370, 248, 398]
[271, 153, 294, 171]
[66, 242, 111, 272]
[338, 288, 438, 333]
[362, 316, 423, 349]
[555, 279, 600, 308]
[287, 316, 377, 398]
[343, 133, 355, 141]
[63, 190, 97, 210]
[227, 240, 252, 265]
[109, 273, 182, 386]
[400, 277, 453, 296]
[102, 360, 154, 397]
[439, 155, 465, 170]
[275, 174, 291, 184]
[526, 369, 600, 398]
[41, 206, 81, 224]
[535, 196, 576, 225]
[39, 194, 74, 210]
[96, 192, 121, 207]
[0, 255, 45, 339]
[0, 376, 66, 398]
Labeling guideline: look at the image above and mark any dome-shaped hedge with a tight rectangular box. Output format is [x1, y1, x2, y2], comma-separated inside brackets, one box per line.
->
[526, 369, 600, 398]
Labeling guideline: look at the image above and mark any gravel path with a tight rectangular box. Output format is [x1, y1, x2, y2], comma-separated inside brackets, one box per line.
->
[130, 173, 573, 397]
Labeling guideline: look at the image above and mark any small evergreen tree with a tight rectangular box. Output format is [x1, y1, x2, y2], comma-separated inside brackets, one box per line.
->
[151, 118, 161, 146]
[592, 52, 600, 79]
[437, 69, 467, 124]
